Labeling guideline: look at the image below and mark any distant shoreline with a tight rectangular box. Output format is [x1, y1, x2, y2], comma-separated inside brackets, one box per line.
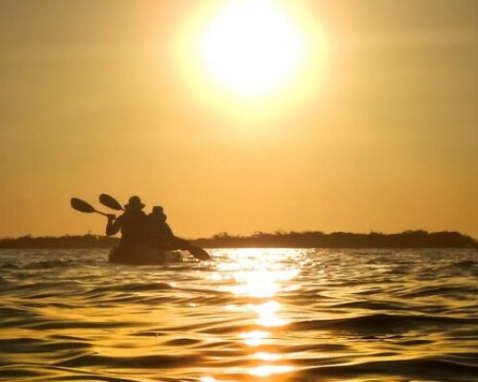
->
[0, 230, 476, 249]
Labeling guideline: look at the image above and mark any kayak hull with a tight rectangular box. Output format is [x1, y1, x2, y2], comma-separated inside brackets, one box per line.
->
[108, 246, 184, 265]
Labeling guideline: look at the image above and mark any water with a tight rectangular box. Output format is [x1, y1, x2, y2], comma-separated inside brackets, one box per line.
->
[1, 248, 478, 382]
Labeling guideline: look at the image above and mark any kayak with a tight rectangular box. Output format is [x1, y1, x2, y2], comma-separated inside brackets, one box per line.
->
[108, 246, 184, 265]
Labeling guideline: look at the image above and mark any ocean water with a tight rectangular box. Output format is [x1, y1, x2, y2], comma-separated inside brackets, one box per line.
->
[1, 248, 478, 382]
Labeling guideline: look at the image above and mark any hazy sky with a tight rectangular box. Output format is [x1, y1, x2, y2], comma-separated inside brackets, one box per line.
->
[1, 0, 477, 239]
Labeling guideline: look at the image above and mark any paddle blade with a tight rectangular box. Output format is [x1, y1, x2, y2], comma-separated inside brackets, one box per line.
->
[189, 246, 211, 261]
[99, 194, 124, 211]
[71, 198, 96, 214]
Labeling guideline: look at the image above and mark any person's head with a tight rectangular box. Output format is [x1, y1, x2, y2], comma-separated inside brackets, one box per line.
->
[124, 196, 145, 212]
[151, 206, 167, 221]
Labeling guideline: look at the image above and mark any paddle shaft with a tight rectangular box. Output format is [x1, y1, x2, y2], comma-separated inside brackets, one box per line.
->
[71, 198, 110, 218]
[94, 210, 110, 218]
[98, 194, 210, 260]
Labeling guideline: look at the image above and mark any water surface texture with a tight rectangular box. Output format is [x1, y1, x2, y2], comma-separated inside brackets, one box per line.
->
[1, 248, 478, 382]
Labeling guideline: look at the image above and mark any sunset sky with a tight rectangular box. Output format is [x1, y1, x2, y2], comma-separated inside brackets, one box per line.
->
[1, 0, 477, 239]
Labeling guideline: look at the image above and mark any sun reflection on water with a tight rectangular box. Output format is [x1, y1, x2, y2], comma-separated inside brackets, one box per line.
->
[5, 249, 473, 382]
[253, 352, 282, 361]
[254, 300, 289, 327]
[204, 249, 299, 381]
[216, 248, 300, 298]
[248, 365, 295, 377]
[240, 330, 270, 347]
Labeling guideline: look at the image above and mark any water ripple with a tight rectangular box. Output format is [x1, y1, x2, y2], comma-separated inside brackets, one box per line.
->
[0, 248, 477, 381]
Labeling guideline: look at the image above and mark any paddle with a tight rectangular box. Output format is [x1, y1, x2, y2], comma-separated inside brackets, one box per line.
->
[70, 198, 109, 217]
[170, 236, 211, 261]
[99, 193, 124, 211]
[182, 243, 211, 261]
[99, 193, 211, 261]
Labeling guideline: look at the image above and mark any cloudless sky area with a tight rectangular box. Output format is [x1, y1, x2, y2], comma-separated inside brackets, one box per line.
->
[0, 0, 477, 239]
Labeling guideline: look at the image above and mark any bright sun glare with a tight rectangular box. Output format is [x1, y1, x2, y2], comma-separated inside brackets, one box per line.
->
[199, 0, 306, 98]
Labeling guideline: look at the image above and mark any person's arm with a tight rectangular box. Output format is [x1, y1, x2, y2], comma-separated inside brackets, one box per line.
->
[163, 221, 210, 260]
[106, 215, 121, 236]
[163, 222, 174, 238]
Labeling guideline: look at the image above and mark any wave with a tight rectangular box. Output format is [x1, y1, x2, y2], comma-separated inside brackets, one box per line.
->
[1, 248, 478, 382]
[0, 365, 143, 382]
[291, 313, 478, 333]
[299, 357, 478, 381]
[399, 284, 478, 298]
[55, 353, 203, 368]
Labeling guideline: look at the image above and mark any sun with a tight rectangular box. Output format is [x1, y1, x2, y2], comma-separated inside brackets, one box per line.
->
[199, 0, 306, 98]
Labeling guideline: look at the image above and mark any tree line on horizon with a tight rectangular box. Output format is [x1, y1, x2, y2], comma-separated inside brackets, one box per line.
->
[192, 230, 478, 248]
[0, 234, 118, 249]
[0, 230, 476, 249]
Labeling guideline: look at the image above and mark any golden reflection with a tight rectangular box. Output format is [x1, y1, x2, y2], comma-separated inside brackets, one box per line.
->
[200, 377, 216, 382]
[199, 377, 236, 382]
[217, 249, 299, 298]
[240, 330, 270, 347]
[253, 352, 282, 361]
[209, 249, 299, 381]
[248, 365, 295, 377]
[254, 300, 289, 327]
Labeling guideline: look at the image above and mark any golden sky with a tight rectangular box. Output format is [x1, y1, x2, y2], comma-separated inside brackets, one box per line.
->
[0, 0, 477, 239]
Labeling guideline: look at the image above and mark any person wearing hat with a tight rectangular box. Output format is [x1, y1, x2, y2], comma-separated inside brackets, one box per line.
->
[147, 206, 175, 250]
[147, 206, 211, 261]
[106, 196, 148, 247]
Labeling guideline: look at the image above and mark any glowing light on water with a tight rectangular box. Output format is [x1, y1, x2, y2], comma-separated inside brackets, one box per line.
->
[200, 377, 216, 382]
[248, 365, 295, 377]
[253, 352, 282, 361]
[200, 376, 236, 382]
[216, 249, 299, 378]
[240, 330, 270, 347]
[254, 300, 289, 327]
[218, 249, 300, 298]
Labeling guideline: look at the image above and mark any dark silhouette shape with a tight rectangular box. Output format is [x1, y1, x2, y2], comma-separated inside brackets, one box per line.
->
[148, 206, 175, 250]
[99, 194, 210, 262]
[0, 234, 118, 249]
[1, 230, 477, 250]
[99, 193, 123, 211]
[66, 196, 476, 259]
[70, 198, 109, 217]
[147, 206, 211, 260]
[105, 196, 148, 248]
[191, 230, 478, 249]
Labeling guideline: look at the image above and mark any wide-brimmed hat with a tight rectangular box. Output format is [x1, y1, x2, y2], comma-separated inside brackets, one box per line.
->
[152, 206, 166, 218]
[124, 196, 145, 210]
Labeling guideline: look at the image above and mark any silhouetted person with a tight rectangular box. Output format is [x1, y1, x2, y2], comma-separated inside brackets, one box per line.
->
[148, 205, 200, 251]
[106, 196, 148, 248]
[147, 206, 177, 250]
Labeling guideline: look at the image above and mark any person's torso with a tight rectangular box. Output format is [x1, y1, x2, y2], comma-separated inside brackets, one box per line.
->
[120, 212, 148, 242]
